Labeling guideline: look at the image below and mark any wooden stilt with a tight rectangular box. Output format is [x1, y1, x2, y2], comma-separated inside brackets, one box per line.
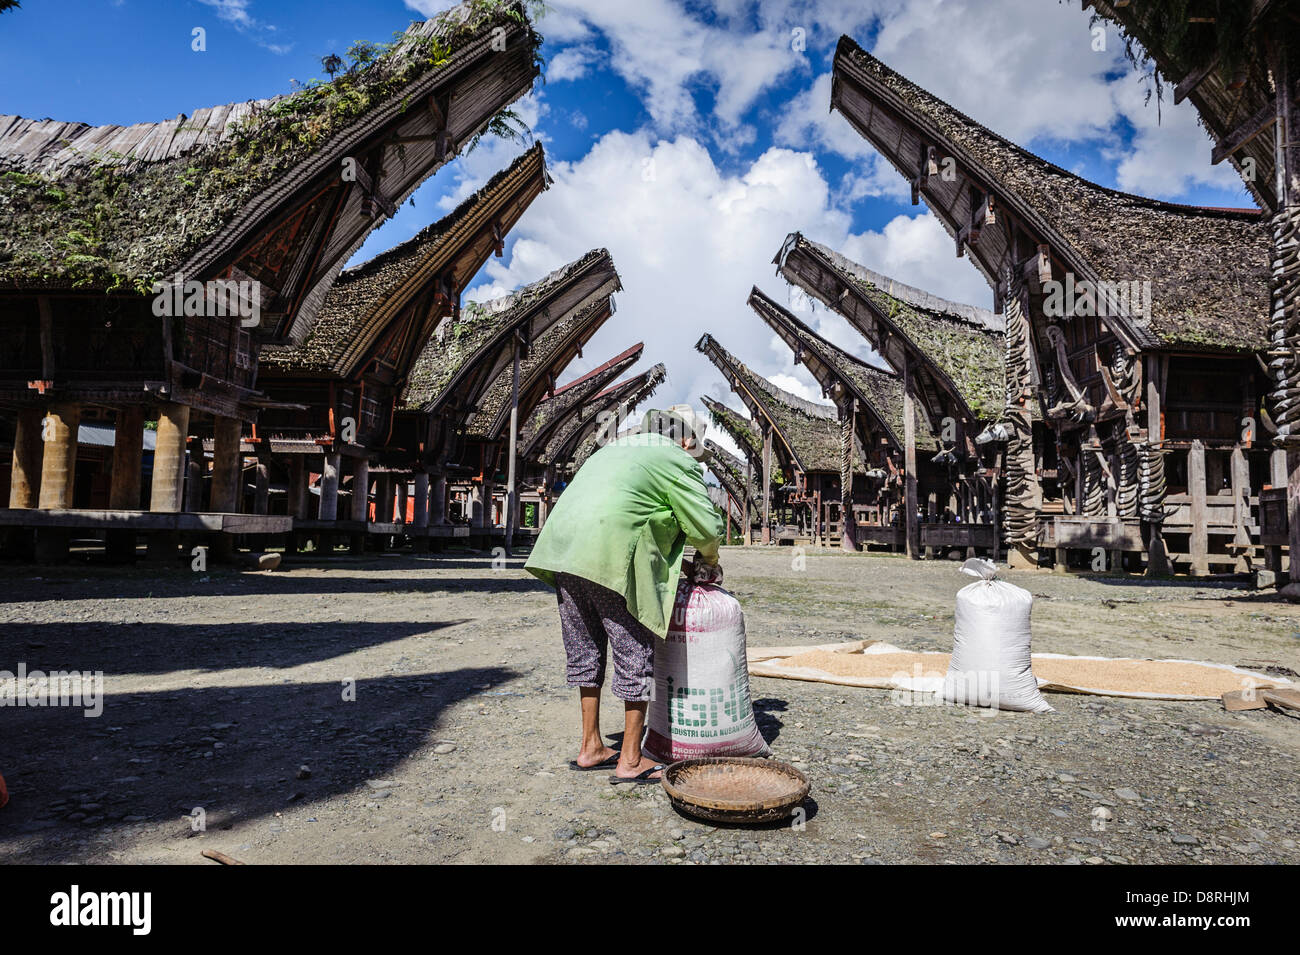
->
[761, 427, 773, 544]
[210, 416, 243, 513]
[318, 452, 341, 522]
[37, 402, 80, 509]
[1188, 441, 1210, 576]
[8, 407, 43, 509]
[109, 406, 144, 509]
[903, 362, 920, 560]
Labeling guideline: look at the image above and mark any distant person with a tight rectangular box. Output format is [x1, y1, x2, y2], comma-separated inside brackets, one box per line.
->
[525, 405, 723, 784]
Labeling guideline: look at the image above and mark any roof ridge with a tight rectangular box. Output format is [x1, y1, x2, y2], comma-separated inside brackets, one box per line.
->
[697, 333, 836, 420]
[835, 34, 1264, 222]
[748, 285, 897, 378]
[784, 234, 1004, 334]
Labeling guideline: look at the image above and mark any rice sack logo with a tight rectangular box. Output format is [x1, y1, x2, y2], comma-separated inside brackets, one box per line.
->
[49, 885, 151, 936]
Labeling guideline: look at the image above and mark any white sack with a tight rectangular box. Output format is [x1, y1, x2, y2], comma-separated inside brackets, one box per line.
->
[644, 580, 772, 762]
[942, 558, 1054, 713]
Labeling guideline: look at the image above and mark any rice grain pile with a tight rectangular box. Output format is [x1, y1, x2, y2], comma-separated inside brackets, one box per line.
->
[775, 648, 1279, 698]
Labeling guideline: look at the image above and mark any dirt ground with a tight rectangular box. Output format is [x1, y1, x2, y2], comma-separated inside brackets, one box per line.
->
[2, 545, 1299, 865]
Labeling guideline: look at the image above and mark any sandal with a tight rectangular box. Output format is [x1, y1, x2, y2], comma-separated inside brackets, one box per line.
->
[608, 765, 665, 786]
[568, 753, 620, 772]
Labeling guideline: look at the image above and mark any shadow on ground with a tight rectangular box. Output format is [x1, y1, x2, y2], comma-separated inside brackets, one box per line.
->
[0, 666, 515, 863]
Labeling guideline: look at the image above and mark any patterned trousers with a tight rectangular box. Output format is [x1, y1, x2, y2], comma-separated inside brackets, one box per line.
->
[555, 573, 656, 702]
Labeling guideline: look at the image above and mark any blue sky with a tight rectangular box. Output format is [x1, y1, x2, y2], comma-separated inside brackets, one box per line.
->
[0, 0, 1255, 453]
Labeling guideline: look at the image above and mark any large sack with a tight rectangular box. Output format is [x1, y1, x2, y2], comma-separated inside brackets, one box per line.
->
[942, 559, 1054, 713]
[644, 580, 772, 762]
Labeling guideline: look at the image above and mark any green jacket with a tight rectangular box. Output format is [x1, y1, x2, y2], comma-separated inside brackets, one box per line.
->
[525, 432, 723, 638]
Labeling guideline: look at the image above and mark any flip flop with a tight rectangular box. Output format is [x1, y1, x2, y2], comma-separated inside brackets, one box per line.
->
[608, 765, 665, 786]
[568, 753, 620, 772]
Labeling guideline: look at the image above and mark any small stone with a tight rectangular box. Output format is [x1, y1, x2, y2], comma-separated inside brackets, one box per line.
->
[1114, 788, 1141, 802]
[1025, 837, 1051, 850]
[296, 765, 311, 780]
[1091, 807, 1114, 823]
[669, 828, 685, 841]
[433, 743, 457, 754]
[929, 831, 947, 839]
[365, 779, 395, 790]
[1057, 774, 1077, 783]
[1171, 834, 1199, 845]
[661, 845, 685, 859]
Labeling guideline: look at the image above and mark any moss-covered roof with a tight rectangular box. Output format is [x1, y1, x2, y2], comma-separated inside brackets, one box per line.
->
[566, 364, 667, 472]
[833, 35, 1270, 352]
[780, 235, 1007, 422]
[259, 143, 546, 376]
[541, 360, 663, 465]
[704, 439, 761, 511]
[467, 287, 618, 444]
[747, 285, 938, 452]
[518, 343, 642, 455]
[401, 247, 616, 413]
[0, 0, 541, 294]
[697, 333, 841, 474]
[700, 394, 763, 467]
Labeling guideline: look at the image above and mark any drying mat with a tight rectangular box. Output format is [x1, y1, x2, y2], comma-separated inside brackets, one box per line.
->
[749, 640, 1295, 701]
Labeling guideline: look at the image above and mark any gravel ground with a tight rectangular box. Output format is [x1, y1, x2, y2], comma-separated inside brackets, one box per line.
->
[2, 545, 1299, 865]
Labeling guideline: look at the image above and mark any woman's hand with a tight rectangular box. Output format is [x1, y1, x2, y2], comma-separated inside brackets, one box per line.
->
[689, 556, 724, 586]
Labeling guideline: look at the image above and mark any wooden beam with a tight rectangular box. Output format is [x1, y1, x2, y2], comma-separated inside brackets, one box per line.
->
[1211, 100, 1276, 164]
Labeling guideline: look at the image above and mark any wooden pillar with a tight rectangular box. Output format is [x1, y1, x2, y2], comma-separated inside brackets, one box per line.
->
[184, 454, 202, 512]
[840, 400, 859, 552]
[413, 473, 430, 529]
[8, 407, 43, 508]
[743, 458, 752, 545]
[254, 462, 270, 515]
[318, 452, 341, 522]
[1229, 445, 1251, 572]
[505, 335, 521, 553]
[396, 477, 409, 525]
[210, 415, 243, 513]
[373, 474, 391, 523]
[1188, 441, 1210, 576]
[903, 362, 920, 560]
[288, 456, 308, 519]
[432, 475, 448, 525]
[350, 458, 370, 522]
[761, 427, 772, 544]
[37, 402, 80, 509]
[150, 403, 189, 512]
[108, 406, 144, 509]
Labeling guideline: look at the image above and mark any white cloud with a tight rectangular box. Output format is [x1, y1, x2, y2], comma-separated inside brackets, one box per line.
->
[445, 131, 985, 460]
[196, 0, 291, 54]
[547, 45, 598, 83]
[1109, 74, 1252, 202]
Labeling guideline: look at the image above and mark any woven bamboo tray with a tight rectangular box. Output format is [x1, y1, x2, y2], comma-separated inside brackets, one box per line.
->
[661, 757, 810, 824]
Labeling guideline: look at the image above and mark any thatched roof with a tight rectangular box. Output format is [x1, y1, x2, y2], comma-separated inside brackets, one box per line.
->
[1087, 0, 1278, 212]
[747, 285, 935, 453]
[564, 363, 667, 472]
[259, 143, 548, 377]
[704, 439, 761, 512]
[700, 394, 762, 468]
[777, 233, 1006, 424]
[0, 0, 541, 341]
[832, 35, 1270, 352]
[696, 333, 841, 474]
[463, 255, 621, 440]
[520, 343, 643, 458]
[401, 247, 619, 415]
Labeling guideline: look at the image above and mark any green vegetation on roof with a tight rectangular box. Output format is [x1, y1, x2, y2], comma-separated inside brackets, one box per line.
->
[0, 0, 541, 292]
